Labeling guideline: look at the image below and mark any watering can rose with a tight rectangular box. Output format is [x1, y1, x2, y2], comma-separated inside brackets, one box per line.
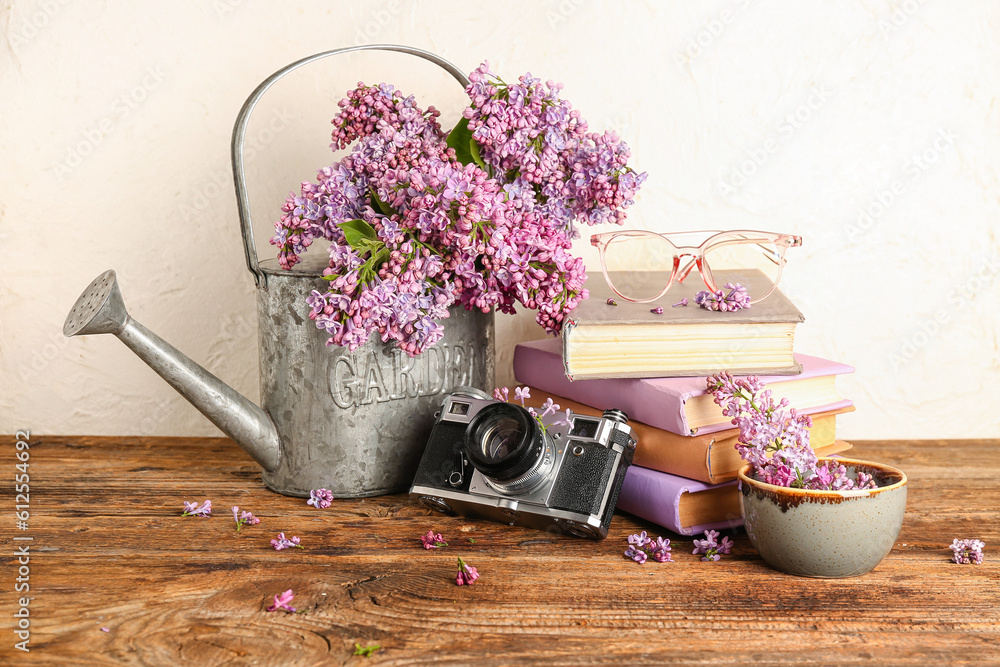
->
[271, 62, 646, 357]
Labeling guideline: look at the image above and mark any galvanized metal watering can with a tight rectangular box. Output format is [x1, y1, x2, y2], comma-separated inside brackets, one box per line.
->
[62, 45, 495, 497]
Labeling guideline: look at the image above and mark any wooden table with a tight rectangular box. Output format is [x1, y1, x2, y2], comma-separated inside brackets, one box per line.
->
[2, 436, 997, 665]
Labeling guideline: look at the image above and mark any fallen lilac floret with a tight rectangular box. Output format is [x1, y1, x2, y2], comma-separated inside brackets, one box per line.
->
[307, 488, 334, 509]
[950, 538, 985, 564]
[420, 530, 448, 549]
[693, 529, 733, 562]
[181, 500, 212, 517]
[271, 532, 303, 551]
[232, 506, 260, 531]
[456, 556, 480, 585]
[266, 589, 297, 612]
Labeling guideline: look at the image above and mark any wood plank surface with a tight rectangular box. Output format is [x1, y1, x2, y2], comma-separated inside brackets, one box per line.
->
[1, 435, 998, 665]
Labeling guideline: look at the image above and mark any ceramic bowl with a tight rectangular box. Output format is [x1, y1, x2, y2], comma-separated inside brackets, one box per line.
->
[737, 457, 907, 578]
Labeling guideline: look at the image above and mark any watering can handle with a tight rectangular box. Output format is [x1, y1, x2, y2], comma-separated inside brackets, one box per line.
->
[231, 44, 472, 289]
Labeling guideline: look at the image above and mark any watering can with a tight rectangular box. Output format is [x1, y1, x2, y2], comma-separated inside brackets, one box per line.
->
[62, 45, 495, 498]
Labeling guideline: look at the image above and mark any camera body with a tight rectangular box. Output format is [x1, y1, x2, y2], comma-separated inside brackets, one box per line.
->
[409, 391, 637, 539]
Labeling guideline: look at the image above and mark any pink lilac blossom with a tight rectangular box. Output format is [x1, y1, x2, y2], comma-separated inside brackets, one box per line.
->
[455, 556, 480, 585]
[624, 531, 673, 564]
[181, 500, 212, 517]
[266, 589, 297, 613]
[950, 538, 985, 564]
[420, 530, 448, 549]
[695, 283, 751, 312]
[692, 530, 734, 561]
[706, 372, 878, 491]
[307, 488, 334, 509]
[672, 298, 689, 307]
[270, 67, 643, 358]
[231, 506, 260, 531]
[271, 533, 303, 551]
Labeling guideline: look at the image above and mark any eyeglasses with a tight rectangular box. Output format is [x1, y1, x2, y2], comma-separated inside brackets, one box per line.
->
[590, 229, 802, 304]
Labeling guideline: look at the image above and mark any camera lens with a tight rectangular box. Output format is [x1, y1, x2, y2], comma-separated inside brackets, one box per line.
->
[481, 416, 523, 460]
[464, 403, 552, 491]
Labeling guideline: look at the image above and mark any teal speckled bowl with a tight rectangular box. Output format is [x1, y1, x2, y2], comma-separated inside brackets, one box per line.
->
[737, 457, 907, 578]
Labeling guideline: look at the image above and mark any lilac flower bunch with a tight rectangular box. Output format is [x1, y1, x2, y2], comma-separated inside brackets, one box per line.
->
[271, 64, 644, 357]
[692, 530, 734, 561]
[624, 531, 673, 564]
[181, 500, 212, 517]
[706, 372, 877, 491]
[695, 283, 751, 312]
[950, 538, 985, 564]
[231, 506, 260, 531]
[306, 488, 333, 509]
[464, 62, 646, 232]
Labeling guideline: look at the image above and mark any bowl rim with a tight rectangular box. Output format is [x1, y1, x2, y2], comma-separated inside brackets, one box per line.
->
[736, 456, 907, 498]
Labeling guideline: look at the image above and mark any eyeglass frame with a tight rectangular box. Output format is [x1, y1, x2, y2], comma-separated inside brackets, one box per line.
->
[589, 229, 803, 304]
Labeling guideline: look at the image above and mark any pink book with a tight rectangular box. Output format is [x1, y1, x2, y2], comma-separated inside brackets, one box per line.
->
[615, 465, 743, 536]
[513, 337, 854, 436]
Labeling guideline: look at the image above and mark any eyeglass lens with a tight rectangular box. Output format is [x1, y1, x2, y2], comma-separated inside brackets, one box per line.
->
[600, 232, 783, 301]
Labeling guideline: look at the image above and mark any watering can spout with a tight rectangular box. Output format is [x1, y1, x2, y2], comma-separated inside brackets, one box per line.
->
[63, 270, 281, 472]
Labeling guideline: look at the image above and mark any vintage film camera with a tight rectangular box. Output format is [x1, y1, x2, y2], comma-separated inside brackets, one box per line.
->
[409, 389, 637, 539]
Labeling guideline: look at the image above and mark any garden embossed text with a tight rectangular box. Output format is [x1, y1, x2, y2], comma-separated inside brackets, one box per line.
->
[328, 343, 482, 408]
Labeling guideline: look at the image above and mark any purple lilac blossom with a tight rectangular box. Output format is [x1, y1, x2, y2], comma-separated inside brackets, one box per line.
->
[271, 533, 303, 551]
[950, 538, 985, 564]
[692, 530, 734, 561]
[705, 372, 878, 491]
[307, 488, 334, 509]
[181, 500, 212, 517]
[455, 556, 480, 585]
[624, 532, 673, 564]
[231, 506, 260, 531]
[420, 530, 448, 549]
[266, 589, 297, 613]
[269, 67, 644, 358]
[695, 283, 751, 312]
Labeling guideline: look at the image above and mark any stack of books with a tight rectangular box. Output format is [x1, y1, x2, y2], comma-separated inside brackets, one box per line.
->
[514, 270, 856, 536]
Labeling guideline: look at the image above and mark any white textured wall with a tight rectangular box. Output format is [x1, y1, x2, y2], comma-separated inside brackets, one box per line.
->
[1, 0, 998, 440]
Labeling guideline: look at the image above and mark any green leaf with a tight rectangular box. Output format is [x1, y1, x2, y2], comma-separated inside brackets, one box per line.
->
[469, 135, 489, 173]
[369, 187, 395, 217]
[446, 119, 476, 166]
[338, 219, 378, 249]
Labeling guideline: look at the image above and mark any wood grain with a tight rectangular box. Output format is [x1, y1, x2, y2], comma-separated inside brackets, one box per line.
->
[1, 435, 998, 665]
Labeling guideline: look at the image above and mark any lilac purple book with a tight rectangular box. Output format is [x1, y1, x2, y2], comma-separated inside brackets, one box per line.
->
[615, 465, 743, 536]
[512, 337, 854, 436]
